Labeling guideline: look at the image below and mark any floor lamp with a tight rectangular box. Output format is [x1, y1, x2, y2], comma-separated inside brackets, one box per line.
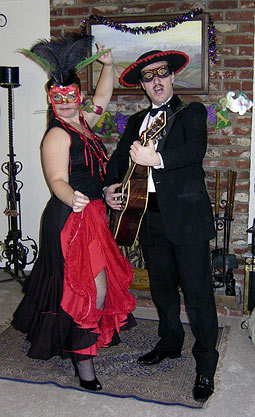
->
[0, 66, 38, 285]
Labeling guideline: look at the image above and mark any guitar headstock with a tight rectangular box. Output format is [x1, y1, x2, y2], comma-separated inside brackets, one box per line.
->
[141, 112, 167, 145]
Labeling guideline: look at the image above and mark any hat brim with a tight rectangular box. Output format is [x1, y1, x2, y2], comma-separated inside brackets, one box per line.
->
[119, 50, 189, 87]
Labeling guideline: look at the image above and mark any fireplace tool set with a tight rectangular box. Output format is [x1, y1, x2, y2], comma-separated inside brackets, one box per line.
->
[211, 169, 238, 296]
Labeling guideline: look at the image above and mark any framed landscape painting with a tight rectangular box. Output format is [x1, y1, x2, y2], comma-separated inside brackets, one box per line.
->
[86, 13, 209, 95]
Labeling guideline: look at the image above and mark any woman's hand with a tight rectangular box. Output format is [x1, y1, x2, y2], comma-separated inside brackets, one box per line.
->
[95, 42, 113, 67]
[84, 42, 114, 128]
[72, 190, 90, 212]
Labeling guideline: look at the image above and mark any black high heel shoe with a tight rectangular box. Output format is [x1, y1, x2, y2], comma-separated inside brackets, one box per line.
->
[78, 376, 102, 391]
[73, 361, 102, 391]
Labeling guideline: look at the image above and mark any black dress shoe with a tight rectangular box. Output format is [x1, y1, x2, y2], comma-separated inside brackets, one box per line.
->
[192, 374, 214, 403]
[137, 348, 181, 365]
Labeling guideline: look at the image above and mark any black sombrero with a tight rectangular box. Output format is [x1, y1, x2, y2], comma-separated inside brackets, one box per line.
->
[119, 50, 189, 87]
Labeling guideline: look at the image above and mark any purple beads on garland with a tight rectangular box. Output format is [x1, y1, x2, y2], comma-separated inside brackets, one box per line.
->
[81, 7, 217, 63]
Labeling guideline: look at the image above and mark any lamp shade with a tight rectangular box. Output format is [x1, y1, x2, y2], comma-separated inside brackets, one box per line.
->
[0, 66, 20, 88]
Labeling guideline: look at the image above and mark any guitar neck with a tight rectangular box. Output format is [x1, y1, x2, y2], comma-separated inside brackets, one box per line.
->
[120, 111, 167, 191]
[122, 159, 137, 189]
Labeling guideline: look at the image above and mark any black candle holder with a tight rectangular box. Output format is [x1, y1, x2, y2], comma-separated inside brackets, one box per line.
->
[0, 66, 38, 285]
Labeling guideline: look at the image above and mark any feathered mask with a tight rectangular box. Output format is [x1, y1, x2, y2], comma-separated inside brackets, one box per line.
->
[19, 32, 109, 86]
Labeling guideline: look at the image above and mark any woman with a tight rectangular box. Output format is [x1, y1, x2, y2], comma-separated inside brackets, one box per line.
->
[12, 33, 136, 391]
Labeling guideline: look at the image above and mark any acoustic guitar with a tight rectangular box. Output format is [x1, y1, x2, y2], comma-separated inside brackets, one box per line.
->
[110, 111, 167, 247]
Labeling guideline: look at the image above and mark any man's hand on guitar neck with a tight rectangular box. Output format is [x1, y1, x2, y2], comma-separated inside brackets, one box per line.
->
[130, 139, 161, 167]
[104, 183, 126, 210]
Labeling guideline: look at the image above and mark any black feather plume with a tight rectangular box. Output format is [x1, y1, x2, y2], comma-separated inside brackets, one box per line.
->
[59, 33, 93, 83]
[22, 33, 94, 85]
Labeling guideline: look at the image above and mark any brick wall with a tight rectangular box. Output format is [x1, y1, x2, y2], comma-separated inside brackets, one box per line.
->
[50, 0, 255, 311]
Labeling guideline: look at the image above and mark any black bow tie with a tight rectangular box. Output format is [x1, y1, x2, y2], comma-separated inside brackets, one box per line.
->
[149, 104, 168, 117]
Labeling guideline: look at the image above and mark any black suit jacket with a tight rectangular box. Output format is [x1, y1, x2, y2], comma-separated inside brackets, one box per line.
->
[104, 95, 215, 245]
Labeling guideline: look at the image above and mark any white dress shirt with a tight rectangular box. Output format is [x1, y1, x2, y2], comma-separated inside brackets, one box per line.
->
[139, 106, 165, 192]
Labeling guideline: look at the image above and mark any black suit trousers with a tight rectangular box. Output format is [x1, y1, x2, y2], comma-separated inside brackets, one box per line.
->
[140, 208, 219, 377]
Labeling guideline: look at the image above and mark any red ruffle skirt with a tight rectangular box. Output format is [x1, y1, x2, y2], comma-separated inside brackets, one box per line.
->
[60, 199, 136, 357]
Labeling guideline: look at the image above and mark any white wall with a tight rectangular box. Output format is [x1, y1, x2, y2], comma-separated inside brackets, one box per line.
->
[0, 0, 50, 267]
[248, 100, 255, 240]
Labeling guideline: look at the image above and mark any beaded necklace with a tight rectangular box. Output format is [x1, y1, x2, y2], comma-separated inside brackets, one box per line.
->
[55, 110, 108, 180]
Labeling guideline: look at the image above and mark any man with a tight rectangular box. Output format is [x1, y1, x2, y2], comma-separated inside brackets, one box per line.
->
[104, 50, 219, 403]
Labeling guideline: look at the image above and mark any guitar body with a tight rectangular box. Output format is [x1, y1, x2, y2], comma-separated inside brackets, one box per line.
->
[109, 112, 167, 247]
[110, 165, 149, 247]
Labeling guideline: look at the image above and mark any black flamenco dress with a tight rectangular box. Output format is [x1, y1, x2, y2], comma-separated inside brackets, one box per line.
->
[12, 117, 136, 361]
